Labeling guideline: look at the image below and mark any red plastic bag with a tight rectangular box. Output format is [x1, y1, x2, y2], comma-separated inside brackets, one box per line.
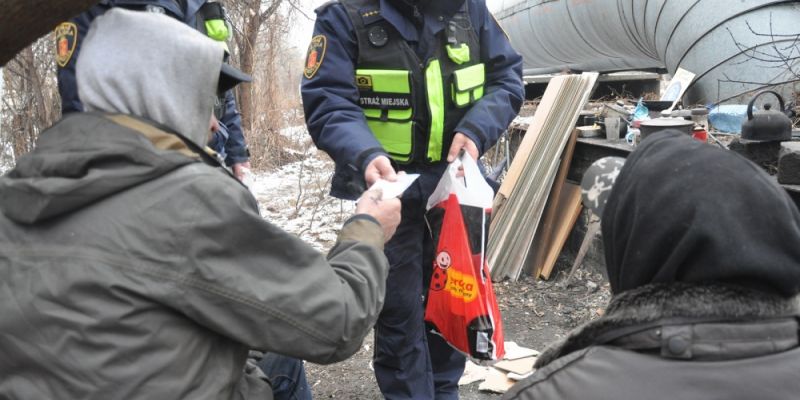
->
[424, 153, 504, 363]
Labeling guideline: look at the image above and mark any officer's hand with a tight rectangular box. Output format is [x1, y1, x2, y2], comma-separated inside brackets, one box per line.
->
[447, 132, 479, 162]
[232, 162, 252, 182]
[355, 188, 402, 243]
[364, 155, 397, 187]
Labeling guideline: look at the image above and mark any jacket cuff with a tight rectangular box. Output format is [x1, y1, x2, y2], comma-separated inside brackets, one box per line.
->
[338, 214, 384, 250]
[455, 128, 486, 155]
[358, 148, 390, 175]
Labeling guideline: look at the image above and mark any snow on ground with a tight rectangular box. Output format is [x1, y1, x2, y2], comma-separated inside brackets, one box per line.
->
[246, 130, 355, 252]
[0, 140, 14, 174]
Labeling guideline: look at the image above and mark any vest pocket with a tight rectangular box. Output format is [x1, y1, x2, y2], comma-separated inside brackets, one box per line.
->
[451, 63, 485, 108]
[356, 69, 414, 162]
[367, 120, 414, 162]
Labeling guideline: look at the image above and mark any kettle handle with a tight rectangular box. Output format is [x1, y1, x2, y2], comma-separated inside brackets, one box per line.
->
[747, 90, 785, 120]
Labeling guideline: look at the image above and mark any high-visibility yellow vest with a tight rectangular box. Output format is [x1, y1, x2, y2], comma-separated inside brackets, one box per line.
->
[343, 0, 485, 164]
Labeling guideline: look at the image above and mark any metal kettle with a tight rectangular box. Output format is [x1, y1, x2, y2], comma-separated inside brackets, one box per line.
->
[741, 90, 792, 142]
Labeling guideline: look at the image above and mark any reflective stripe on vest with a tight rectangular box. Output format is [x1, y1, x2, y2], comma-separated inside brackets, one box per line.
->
[426, 59, 445, 161]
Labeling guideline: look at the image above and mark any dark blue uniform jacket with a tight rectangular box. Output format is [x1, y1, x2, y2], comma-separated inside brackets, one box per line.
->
[57, 0, 249, 166]
[302, 0, 524, 199]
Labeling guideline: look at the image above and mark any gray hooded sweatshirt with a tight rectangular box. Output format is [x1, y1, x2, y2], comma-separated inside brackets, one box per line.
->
[0, 9, 389, 400]
[78, 8, 219, 148]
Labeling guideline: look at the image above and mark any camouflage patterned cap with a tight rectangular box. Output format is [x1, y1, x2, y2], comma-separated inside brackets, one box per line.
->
[580, 157, 626, 216]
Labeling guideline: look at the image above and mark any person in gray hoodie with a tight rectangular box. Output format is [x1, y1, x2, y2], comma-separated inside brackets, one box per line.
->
[0, 8, 400, 400]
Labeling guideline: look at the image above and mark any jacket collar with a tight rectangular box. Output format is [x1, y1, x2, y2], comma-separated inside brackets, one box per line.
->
[378, 0, 466, 42]
[535, 283, 800, 368]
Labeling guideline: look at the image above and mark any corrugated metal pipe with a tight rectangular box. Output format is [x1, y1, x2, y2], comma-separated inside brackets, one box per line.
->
[493, 0, 800, 105]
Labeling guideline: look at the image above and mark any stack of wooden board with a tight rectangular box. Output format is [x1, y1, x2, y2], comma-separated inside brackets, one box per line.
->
[489, 73, 598, 281]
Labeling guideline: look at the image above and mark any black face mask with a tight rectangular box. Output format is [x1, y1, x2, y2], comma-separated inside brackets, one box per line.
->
[387, 0, 428, 18]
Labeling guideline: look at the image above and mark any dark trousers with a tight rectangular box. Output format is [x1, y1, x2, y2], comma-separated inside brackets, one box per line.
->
[256, 353, 312, 400]
[373, 184, 466, 399]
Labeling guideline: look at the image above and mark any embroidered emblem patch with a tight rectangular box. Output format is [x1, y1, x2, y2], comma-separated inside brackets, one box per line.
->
[355, 75, 373, 89]
[303, 35, 327, 79]
[55, 22, 78, 68]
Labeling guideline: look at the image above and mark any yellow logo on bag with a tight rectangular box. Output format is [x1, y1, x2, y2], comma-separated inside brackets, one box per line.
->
[445, 269, 478, 303]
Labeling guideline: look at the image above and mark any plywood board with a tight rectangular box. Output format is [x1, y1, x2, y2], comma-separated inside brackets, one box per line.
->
[526, 129, 579, 277]
[539, 184, 583, 280]
[488, 72, 598, 281]
[495, 75, 565, 202]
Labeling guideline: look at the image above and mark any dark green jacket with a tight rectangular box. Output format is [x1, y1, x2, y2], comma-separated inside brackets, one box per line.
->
[504, 283, 800, 400]
[0, 113, 389, 399]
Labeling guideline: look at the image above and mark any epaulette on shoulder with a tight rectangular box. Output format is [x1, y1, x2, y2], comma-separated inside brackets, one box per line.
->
[314, 0, 340, 14]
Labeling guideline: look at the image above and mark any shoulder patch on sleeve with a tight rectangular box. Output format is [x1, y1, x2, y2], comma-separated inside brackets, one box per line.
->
[54, 22, 78, 68]
[314, 0, 339, 14]
[304, 35, 327, 80]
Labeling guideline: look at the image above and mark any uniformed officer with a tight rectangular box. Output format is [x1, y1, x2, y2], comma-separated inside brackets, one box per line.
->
[55, 0, 252, 180]
[301, 0, 524, 398]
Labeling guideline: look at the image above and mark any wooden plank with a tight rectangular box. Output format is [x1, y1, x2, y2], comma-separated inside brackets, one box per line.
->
[525, 129, 579, 278]
[539, 184, 583, 280]
[488, 73, 598, 281]
[494, 76, 564, 205]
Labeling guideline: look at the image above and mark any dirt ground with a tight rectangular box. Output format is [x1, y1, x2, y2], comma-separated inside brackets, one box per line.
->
[304, 260, 611, 399]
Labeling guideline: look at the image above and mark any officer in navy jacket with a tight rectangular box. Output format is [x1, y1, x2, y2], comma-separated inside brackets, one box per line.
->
[55, 0, 251, 179]
[302, 0, 524, 398]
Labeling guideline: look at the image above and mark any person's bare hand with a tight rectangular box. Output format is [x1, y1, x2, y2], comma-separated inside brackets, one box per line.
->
[447, 133, 479, 177]
[232, 161, 252, 182]
[364, 155, 397, 187]
[356, 188, 402, 242]
[446, 132, 479, 162]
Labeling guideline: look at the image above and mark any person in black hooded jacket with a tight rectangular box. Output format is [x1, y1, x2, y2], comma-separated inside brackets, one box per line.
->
[505, 130, 800, 400]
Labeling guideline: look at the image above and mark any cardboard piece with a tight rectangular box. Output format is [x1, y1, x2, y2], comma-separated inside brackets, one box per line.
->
[494, 356, 537, 375]
[508, 370, 536, 381]
[459, 360, 492, 386]
[504, 341, 540, 360]
[478, 367, 516, 394]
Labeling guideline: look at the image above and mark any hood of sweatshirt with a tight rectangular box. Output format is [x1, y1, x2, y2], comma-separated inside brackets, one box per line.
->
[77, 8, 223, 148]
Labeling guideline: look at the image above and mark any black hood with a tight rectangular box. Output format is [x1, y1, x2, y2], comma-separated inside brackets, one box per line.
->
[0, 113, 197, 224]
[602, 130, 800, 297]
